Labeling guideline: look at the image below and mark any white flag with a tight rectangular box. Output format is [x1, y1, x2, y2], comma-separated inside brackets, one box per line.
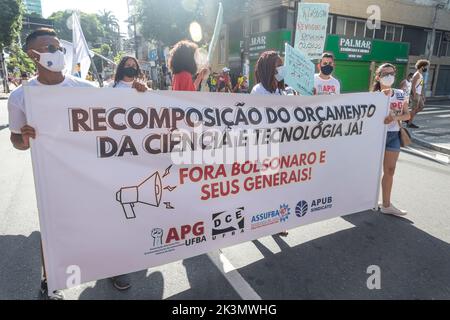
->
[71, 12, 92, 79]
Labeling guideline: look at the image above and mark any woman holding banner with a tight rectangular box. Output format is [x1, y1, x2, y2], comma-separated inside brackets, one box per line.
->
[106, 55, 148, 291]
[250, 51, 286, 95]
[372, 63, 410, 216]
[110, 56, 148, 91]
[251, 51, 288, 237]
[168, 40, 208, 91]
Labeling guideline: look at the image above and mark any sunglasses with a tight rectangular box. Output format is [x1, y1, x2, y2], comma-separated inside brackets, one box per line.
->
[34, 44, 67, 54]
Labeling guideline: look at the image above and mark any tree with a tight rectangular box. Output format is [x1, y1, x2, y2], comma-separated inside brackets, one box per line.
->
[92, 44, 112, 73]
[48, 10, 106, 46]
[6, 42, 36, 75]
[98, 10, 121, 54]
[0, 0, 23, 50]
[134, 0, 201, 46]
[0, 0, 23, 92]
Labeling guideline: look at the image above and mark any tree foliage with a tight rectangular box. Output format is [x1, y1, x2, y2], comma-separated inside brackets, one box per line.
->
[6, 42, 35, 75]
[0, 0, 23, 50]
[48, 10, 106, 47]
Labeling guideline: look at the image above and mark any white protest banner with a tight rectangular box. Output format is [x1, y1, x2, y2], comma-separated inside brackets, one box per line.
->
[284, 43, 315, 96]
[294, 2, 330, 60]
[25, 87, 388, 292]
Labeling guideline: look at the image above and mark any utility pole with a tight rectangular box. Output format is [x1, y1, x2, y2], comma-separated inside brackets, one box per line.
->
[425, 2, 445, 95]
[243, 0, 251, 78]
[126, 0, 139, 58]
[0, 50, 9, 94]
[291, 0, 300, 47]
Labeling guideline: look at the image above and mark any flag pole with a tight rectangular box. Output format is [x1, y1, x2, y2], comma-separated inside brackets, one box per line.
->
[73, 11, 104, 87]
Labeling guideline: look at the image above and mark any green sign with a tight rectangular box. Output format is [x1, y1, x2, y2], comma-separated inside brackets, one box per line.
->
[325, 35, 409, 63]
[248, 29, 292, 59]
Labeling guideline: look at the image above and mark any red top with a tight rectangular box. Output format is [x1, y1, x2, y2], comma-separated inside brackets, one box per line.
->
[172, 71, 196, 91]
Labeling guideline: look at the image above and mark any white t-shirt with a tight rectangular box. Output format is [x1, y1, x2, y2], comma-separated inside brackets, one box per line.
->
[251, 83, 285, 95]
[414, 72, 424, 95]
[387, 89, 406, 132]
[404, 80, 412, 98]
[109, 80, 134, 88]
[314, 74, 340, 95]
[8, 75, 96, 134]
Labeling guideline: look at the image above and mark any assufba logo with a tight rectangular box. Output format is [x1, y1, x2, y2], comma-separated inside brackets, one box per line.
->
[145, 222, 206, 256]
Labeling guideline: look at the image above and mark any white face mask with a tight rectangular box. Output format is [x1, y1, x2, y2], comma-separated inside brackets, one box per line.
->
[380, 75, 395, 87]
[32, 49, 66, 72]
[275, 65, 285, 82]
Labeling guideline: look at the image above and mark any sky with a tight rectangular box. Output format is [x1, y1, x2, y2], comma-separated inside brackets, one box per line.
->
[41, 0, 130, 34]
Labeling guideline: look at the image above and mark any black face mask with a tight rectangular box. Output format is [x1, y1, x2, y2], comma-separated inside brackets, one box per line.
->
[422, 68, 428, 73]
[321, 64, 333, 75]
[123, 67, 138, 78]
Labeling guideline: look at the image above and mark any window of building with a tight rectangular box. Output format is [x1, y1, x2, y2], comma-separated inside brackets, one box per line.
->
[355, 21, 365, 38]
[394, 26, 403, 41]
[327, 15, 333, 34]
[403, 27, 428, 56]
[433, 31, 442, 56]
[440, 32, 450, 56]
[260, 16, 271, 33]
[333, 16, 402, 41]
[375, 25, 386, 39]
[385, 25, 395, 41]
[336, 17, 345, 35]
[345, 20, 355, 37]
[251, 18, 259, 34]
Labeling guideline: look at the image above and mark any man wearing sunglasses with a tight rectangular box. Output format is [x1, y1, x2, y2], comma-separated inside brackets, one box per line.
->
[8, 28, 95, 151]
[7, 28, 96, 300]
[313, 52, 341, 95]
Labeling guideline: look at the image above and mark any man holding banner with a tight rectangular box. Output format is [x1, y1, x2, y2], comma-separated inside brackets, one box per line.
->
[7, 28, 96, 300]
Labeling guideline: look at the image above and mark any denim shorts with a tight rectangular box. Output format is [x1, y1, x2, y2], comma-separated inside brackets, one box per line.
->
[386, 131, 401, 152]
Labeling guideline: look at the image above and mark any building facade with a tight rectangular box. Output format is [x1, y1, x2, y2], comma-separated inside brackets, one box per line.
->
[224, 0, 450, 96]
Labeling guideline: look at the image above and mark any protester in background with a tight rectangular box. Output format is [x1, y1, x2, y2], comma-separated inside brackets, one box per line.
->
[105, 55, 148, 291]
[407, 59, 429, 128]
[110, 56, 147, 92]
[372, 63, 410, 216]
[400, 72, 414, 100]
[207, 71, 218, 92]
[251, 51, 288, 236]
[18, 72, 29, 86]
[7, 28, 96, 300]
[217, 67, 232, 92]
[234, 73, 248, 93]
[313, 52, 340, 95]
[251, 51, 285, 95]
[168, 40, 208, 91]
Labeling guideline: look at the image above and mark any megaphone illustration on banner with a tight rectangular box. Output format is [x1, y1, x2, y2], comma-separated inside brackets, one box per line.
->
[115, 165, 176, 219]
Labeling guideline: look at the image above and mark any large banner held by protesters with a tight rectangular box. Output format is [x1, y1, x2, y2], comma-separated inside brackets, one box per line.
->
[25, 87, 388, 292]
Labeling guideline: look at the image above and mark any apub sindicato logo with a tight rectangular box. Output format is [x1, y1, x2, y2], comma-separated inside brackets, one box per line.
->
[251, 204, 291, 230]
[212, 207, 245, 240]
[295, 196, 333, 218]
[145, 221, 206, 255]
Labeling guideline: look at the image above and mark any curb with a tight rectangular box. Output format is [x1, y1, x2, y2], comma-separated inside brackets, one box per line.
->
[410, 134, 450, 156]
[426, 95, 450, 102]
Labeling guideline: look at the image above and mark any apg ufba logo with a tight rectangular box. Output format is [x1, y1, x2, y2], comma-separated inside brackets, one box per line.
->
[212, 207, 245, 240]
[146, 221, 206, 255]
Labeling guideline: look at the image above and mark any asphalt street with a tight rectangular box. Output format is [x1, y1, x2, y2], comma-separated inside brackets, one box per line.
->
[0, 98, 449, 300]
